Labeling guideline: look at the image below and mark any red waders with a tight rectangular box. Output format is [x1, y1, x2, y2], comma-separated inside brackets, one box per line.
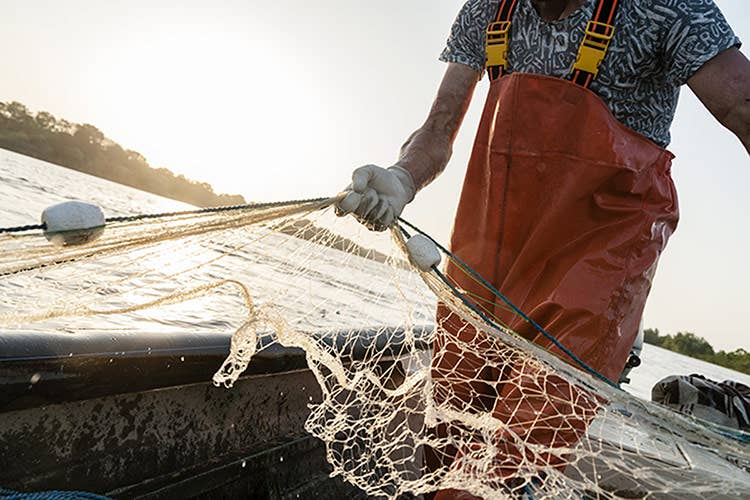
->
[430, 0, 680, 497]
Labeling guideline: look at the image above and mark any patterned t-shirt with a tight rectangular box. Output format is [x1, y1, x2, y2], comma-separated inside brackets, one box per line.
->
[439, 0, 740, 146]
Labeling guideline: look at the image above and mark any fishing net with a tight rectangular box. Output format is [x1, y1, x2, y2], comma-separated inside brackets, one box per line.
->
[1, 199, 749, 499]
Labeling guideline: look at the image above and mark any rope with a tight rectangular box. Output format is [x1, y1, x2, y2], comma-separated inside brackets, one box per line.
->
[0, 223, 45, 234]
[0, 489, 110, 499]
[0, 197, 332, 234]
[103, 197, 331, 225]
[398, 218, 618, 388]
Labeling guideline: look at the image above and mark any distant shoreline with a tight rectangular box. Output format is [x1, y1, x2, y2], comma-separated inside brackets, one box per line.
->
[0, 101, 245, 208]
[644, 329, 750, 375]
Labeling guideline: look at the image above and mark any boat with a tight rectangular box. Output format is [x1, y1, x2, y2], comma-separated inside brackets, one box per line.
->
[2, 199, 749, 499]
[0, 329, 395, 498]
[2, 328, 749, 499]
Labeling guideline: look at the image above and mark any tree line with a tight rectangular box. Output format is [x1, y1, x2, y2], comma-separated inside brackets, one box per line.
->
[0, 101, 246, 207]
[644, 329, 750, 375]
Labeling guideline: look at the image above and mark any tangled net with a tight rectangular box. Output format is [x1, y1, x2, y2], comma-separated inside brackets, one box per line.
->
[1, 199, 749, 499]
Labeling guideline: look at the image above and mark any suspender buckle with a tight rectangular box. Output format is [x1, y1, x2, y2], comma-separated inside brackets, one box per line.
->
[486, 21, 511, 69]
[573, 21, 615, 76]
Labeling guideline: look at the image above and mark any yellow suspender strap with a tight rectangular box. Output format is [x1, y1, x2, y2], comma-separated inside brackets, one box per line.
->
[485, 0, 621, 88]
[486, 0, 518, 81]
[572, 0, 620, 88]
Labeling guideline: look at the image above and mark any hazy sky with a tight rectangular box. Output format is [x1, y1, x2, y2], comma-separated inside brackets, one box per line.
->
[1, 1, 748, 351]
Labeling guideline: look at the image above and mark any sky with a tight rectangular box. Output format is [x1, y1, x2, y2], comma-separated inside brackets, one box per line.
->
[0, 0, 748, 351]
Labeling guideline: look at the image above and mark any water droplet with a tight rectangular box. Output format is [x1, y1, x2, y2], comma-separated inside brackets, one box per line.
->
[280, 456, 284, 462]
[241, 460, 246, 468]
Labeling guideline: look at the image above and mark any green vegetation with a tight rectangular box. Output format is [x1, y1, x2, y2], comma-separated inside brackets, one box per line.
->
[644, 328, 750, 375]
[0, 101, 245, 207]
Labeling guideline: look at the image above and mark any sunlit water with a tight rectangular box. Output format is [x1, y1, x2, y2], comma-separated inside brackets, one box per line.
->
[2, 147, 749, 401]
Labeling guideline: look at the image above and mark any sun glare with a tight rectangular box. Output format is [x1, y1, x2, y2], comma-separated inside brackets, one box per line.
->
[85, 18, 334, 202]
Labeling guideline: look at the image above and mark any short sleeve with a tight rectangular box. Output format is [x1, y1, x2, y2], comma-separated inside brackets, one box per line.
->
[661, 0, 741, 86]
[439, 0, 496, 73]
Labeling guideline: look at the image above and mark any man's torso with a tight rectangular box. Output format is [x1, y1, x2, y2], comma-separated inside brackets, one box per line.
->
[440, 0, 739, 147]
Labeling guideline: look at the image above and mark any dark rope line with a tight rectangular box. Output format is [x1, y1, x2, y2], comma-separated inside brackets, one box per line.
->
[103, 197, 331, 225]
[0, 223, 46, 233]
[0, 488, 111, 500]
[0, 256, 82, 278]
[0, 197, 332, 234]
[398, 218, 618, 388]
[0, 197, 334, 277]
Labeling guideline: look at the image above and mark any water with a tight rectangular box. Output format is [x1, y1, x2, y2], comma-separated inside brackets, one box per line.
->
[2, 147, 749, 401]
[626, 343, 750, 399]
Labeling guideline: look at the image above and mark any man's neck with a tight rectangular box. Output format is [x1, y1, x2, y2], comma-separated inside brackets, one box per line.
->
[531, 0, 588, 22]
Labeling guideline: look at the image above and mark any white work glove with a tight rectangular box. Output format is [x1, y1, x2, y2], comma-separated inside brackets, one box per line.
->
[335, 165, 416, 231]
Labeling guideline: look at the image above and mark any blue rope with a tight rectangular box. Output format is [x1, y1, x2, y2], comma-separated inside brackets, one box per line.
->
[398, 218, 618, 388]
[523, 483, 536, 499]
[0, 489, 110, 499]
[0, 344, 230, 363]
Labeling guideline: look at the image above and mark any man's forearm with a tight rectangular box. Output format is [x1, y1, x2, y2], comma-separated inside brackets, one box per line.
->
[395, 122, 453, 192]
[722, 100, 750, 154]
[689, 47, 750, 155]
[395, 63, 480, 190]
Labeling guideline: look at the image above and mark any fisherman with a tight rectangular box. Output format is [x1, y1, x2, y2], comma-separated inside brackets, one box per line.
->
[336, 0, 748, 496]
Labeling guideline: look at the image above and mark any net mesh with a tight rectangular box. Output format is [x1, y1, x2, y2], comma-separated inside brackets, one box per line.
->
[1, 200, 749, 499]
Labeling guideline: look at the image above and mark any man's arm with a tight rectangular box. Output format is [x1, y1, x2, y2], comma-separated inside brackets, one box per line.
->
[335, 63, 479, 230]
[688, 47, 750, 154]
[396, 62, 481, 190]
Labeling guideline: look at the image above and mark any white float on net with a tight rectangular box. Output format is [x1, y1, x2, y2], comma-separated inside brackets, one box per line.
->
[41, 200, 105, 246]
[405, 234, 441, 272]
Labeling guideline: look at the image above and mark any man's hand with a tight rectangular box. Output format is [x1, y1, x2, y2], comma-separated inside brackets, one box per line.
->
[336, 63, 480, 231]
[689, 47, 750, 154]
[335, 165, 416, 231]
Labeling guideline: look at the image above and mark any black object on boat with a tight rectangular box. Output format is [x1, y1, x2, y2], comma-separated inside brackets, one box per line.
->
[0, 327, 431, 499]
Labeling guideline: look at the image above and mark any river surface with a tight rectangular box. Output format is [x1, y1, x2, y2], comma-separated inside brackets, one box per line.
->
[1, 147, 749, 402]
